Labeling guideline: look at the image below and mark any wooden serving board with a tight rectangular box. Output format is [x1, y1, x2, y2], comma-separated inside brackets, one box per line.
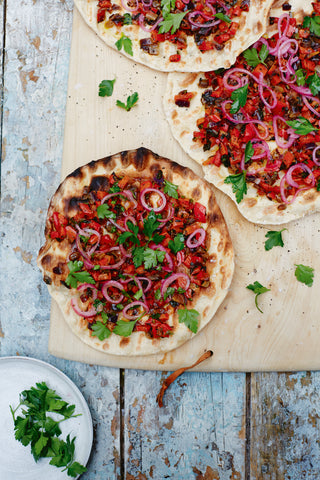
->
[49, 8, 320, 371]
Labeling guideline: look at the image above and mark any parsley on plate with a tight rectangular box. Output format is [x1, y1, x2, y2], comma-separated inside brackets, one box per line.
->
[224, 171, 247, 203]
[98, 79, 115, 97]
[230, 84, 248, 114]
[294, 264, 314, 287]
[65, 261, 95, 289]
[246, 281, 270, 313]
[178, 308, 199, 333]
[264, 229, 286, 251]
[116, 92, 139, 111]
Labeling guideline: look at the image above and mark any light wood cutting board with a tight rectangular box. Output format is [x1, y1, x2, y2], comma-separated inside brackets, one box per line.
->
[48, 8, 320, 372]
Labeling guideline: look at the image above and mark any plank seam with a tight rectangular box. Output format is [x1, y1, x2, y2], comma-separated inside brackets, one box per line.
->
[245, 372, 251, 480]
[0, 0, 7, 193]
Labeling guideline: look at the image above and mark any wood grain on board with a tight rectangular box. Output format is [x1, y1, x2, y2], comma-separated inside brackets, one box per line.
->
[49, 7, 320, 372]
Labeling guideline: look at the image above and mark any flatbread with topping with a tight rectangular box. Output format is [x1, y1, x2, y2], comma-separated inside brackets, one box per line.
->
[37, 148, 234, 356]
[74, 0, 274, 72]
[163, 0, 320, 224]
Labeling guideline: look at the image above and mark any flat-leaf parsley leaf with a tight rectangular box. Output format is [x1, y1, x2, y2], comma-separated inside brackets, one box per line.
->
[246, 281, 270, 313]
[116, 92, 139, 111]
[224, 171, 247, 203]
[178, 308, 199, 333]
[264, 229, 286, 251]
[115, 33, 133, 56]
[230, 84, 248, 114]
[294, 264, 314, 287]
[98, 79, 115, 97]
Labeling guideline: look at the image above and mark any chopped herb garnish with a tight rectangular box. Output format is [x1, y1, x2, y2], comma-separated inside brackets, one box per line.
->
[168, 233, 185, 254]
[134, 289, 143, 300]
[294, 264, 314, 287]
[163, 179, 179, 199]
[286, 116, 317, 135]
[113, 319, 137, 337]
[246, 281, 270, 313]
[159, 11, 188, 34]
[230, 84, 248, 114]
[163, 286, 175, 300]
[303, 15, 320, 37]
[264, 229, 286, 251]
[143, 210, 160, 239]
[97, 203, 116, 220]
[224, 171, 247, 203]
[243, 45, 268, 67]
[91, 319, 112, 341]
[116, 92, 139, 111]
[214, 12, 231, 23]
[10, 382, 86, 477]
[143, 248, 166, 269]
[98, 79, 115, 97]
[161, 0, 175, 18]
[244, 140, 254, 164]
[178, 308, 199, 333]
[65, 261, 95, 289]
[306, 72, 320, 96]
[154, 288, 161, 300]
[115, 33, 133, 56]
[296, 68, 306, 86]
[123, 13, 132, 24]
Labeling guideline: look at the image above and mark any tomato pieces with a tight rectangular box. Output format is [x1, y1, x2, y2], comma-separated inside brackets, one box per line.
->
[194, 202, 206, 223]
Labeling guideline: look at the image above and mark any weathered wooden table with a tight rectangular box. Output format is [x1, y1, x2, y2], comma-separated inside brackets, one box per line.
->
[1, 1, 320, 478]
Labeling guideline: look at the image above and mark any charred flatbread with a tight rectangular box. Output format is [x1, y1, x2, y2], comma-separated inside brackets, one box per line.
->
[37, 148, 234, 356]
[163, 0, 320, 224]
[74, 0, 274, 72]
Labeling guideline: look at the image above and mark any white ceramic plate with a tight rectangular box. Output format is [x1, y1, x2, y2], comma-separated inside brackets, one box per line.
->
[0, 356, 93, 480]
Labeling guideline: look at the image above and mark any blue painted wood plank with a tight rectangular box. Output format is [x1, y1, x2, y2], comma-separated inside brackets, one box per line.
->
[250, 372, 320, 479]
[124, 369, 246, 479]
[0, 2, 120, 478]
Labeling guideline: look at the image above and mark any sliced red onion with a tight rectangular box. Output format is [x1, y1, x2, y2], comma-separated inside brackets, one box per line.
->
[176, 250, 185, 266]
[83, 228, 101, 255]
[138, 13, 163, 32]
[278, 13, 290, 38]
[122, 301, 149, 320]
[286, 164, 315, 189]
[302, 96, 320, 119]
[222, 73, 248, 91]
[221, 101, 269, 140]
[186, 228, 206, 248]
[140, 188, 167, 212]
[76, 233, 92, 261]
[122, 189, 138, 208]
[273, 115, 299, 149]
[77, 284, 98, 301]
[124, 215, 137, 231]
[258, 73, 277, 109]
[120, 0, 138, 13]
[102, 280, 124, 304]
[109, 218, 126, 232]
[82, 257, 95, 269]
[312, 146, 320, 166]
[119, 243, 132, 258]
[188, 11, 219, 28]
[137, 276, 152, 292]
[280, 174, 310, 205]
[158, 205, 174, 223]
[160, 273, 190, 298]
[71, 297, 96, 318]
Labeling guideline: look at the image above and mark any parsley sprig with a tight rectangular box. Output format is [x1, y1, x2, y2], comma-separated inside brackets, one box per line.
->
[303, 15, 320, 37]
[98, 79, 115, 97]
[243, 44, 269, 67]
[159, 11, 188, 34]
[246, 281, 270, 313]
[178, 308, 199, 333]
[163, 179, 179, 198]
[230, 84, 248, 114]
[65, 261, 96, 289]
[286, 116, 318, 135]
[10, 382, 87, 478]
[115, 33, 133, 55]
[224, 171, 247, 203]
[264, 229, 286, 251]
[294, 264, 314, 287]
[116, 92, 139, 111]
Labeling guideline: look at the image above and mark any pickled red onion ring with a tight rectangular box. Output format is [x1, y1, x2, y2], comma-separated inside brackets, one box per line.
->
[71, 297, 96, 318]
[140, 188, 167, 212]
[120, 0, 138, 13]
[302, 96, 320, 119]
[102, 280, 124, 304]
[186, 228, 206, 248]
[138, 14, 163, 32]
[312, 145, 320, 166]
[160, 273, 190, 298]
[77, 284, 98, 301]
[286, 163, 315, 189]
[122, 301, 149, 320]
[273, 115, 299, 149]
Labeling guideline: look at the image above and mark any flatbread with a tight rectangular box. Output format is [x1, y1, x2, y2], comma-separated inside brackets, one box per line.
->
[163, 0, 320, 224]
[74, 0, 274, 72]
[38, 148, 234, 356]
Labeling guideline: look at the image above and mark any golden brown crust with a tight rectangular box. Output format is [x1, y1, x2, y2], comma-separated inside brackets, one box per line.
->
[37, 148, 234, 356]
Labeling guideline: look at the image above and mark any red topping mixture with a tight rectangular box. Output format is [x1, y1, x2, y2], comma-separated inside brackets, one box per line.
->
[188, 4, 320, 204]
[48, 172, 210, 340]
[97, 0, 249, 60]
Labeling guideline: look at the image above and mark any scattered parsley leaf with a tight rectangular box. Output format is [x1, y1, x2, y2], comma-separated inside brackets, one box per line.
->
[152, 232, 166, 244]
[65, 261, 95, 288]
[214, 12, 231, 23]
[286, 116, 317, 135]
[296, 68, 306, 86]
[134, 289, 143, 300]
[115, 33, 133, 56]
[264, 229, 286, 251]
[159, 11, 188, 34]
[98, 79, 115, 97]
[317, 179, 320, 192]
[161, 0, 175, 18]
[246, 281, 270, 313]
[123, 13, 132, 24]
[243, 45, 269, 67]
[230, 84, 248, 114]
[91, 321, 112, 341]
[178, 308, 199, 333]
[116, 92, 139, 111]
[154, 288, 161, 300]
[113, 319, 137, 337]
[97, 203, 116, 219]
[143, 248, 166, 269]
[132, 246, 145, 268]
[224, 171, 247, 203]
[10, 384, 86, 477]
[303, 15, 320, 37]
[163, 286, 175, 300]
[294, 264, 314, 287]
[109, 183, 121, 193]
[168, 233, 185, 254]
[118, 222, 140, 246]
[163, 179, 179, 199]
[143, 210, 160, 239]
[244, 140, 254, 164]
[306, 72, 320, 96]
